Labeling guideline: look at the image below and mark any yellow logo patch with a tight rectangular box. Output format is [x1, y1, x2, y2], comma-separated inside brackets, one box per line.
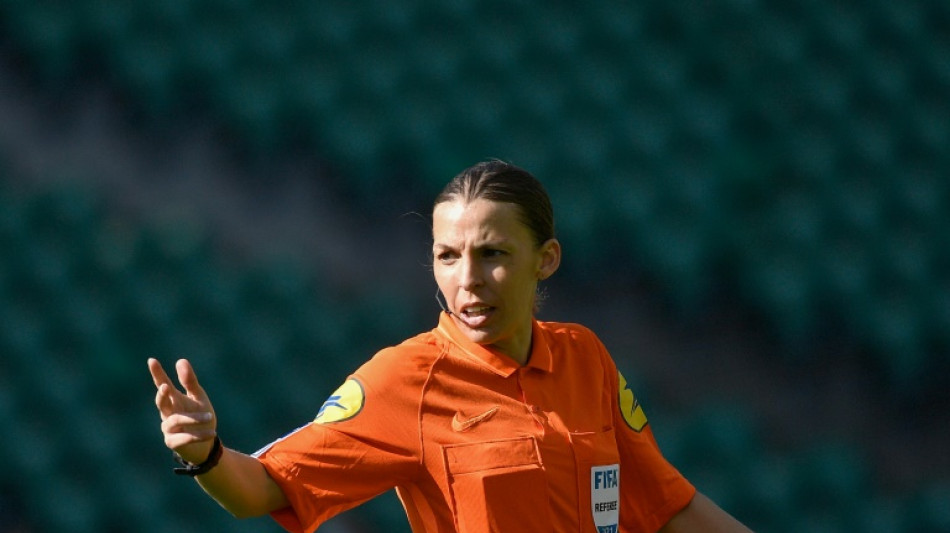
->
[618, 371, 648, 432]
[314, 379, 365, 424]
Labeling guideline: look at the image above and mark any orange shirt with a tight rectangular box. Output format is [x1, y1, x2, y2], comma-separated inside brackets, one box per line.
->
[254, 313, 695, 532]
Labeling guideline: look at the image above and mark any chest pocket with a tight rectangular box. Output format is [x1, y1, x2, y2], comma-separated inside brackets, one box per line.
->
[442, 436, 553, 532]
[571, 428, 621, 533]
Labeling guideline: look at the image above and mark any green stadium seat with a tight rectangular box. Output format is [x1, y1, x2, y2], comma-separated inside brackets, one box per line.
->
[39, 477, 102, 532]
[817, 238, 874, 327]
[280, 59, 346, 144]
[0, 187, 28, 250]
[681, 405, 760, 469]
[219, 67, 286, 152]
[283, 304, 358, 386]
[747, 246, 819, 345]
[879, 228, 931, 293]
[36, 348, 89, 416]
[111, 32, 184, 119]
[864, 293, 927, 389]
[853, 496, 908, 533]
[402, 25, 464, 91]
[545, 178, 604, 274]
[911, 481, 950, 533]
[70, 405, 125, 470]
[909, 97, 950, 155]
[24, 182, 100, 238]
[785, 126, 838, 184]
[295, 0, 362, 51]
[1, 3, 81, 80]
[793, 444, 869, 513]
[790, 510, 846, 533]
[557, 106, 615, 175]
[895, 170, 943, 229]
[736, 455, 797, 532]
[584, 1, 646, 48]
[604, 162, 661, 235]
[7, 416, 61, 496]
[0, 305, 47, 380]
[174, 21, 241, 103]
[321, 103, 392, 189]
[107, 461, 171, 533]
[0, 379, 16, 465]
[236, 6, 299, 69]
[640, 213, 711, 309]
[485, 114, 553, 182]
[924, 281, 950, 358]
[73, 0, 135, 52]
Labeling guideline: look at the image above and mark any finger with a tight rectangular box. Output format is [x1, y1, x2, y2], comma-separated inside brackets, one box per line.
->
[148, 358, 175, 391]
[175, 359, 211, 404]
[154, 382, 187, 419]
[161, 412, 215, 434]
[161, 412, 217, 459]
[163, 428, 217, 451]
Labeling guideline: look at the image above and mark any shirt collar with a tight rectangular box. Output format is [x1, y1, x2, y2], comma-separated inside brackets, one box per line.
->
[436, 312, 554, 377]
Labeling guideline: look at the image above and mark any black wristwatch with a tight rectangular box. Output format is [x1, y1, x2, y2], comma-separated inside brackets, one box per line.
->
[173, 436, 223, 476]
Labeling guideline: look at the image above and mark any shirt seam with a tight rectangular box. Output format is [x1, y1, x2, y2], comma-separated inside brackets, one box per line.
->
[415, 339, 451, 475]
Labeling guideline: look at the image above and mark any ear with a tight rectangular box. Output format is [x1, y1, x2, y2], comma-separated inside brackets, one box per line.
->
[537, 238, 562, 280]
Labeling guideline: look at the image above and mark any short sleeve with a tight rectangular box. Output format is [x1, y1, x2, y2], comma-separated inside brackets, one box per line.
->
[598, 343, 696, 532]
[254, 347, 428, 533]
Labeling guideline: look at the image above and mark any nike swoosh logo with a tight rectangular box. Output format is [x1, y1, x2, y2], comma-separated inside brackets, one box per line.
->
[451, 406, 500, 432]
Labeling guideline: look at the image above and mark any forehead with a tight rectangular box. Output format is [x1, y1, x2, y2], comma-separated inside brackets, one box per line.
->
[432, 199, 531, 245]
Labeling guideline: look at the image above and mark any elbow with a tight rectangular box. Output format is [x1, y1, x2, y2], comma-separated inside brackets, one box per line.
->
[215, 499, 275, 520]
[225, 505, 270, 520]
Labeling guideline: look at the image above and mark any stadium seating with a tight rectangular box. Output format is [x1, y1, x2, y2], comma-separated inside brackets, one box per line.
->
[0, 171, 426, 531]
[1, 0, 949, 530]
[0, 171, 945, 530]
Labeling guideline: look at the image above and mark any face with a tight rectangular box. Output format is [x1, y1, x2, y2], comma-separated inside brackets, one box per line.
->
[432, 198, 560, 364]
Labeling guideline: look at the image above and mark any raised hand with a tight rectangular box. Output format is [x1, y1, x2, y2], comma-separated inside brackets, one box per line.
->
[148, 358, 217, 465]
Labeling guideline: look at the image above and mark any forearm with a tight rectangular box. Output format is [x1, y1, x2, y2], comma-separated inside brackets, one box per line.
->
[195, 447, 289, 519]
[659, 491, 753, 533]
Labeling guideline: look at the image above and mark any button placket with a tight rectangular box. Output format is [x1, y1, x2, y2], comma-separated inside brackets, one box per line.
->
[517, 369, 546, 433]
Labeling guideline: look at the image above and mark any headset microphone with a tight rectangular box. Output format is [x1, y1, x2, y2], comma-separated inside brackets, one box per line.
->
[435, 288, 453, 316]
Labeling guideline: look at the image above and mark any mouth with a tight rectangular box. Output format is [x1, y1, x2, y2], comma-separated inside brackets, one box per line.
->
[456, 304, 495, 327]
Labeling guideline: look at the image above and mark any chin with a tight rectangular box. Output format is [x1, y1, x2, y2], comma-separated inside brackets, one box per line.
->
[463, 329, 495, 345]
[456, 322, 497, 345]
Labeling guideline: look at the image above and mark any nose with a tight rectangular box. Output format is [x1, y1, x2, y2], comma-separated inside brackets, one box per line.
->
[458, 255, 484, 291]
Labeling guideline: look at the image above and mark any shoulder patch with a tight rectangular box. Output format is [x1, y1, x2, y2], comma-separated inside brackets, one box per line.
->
[314, 379, 365, 424]
[618, 371, 648, 432]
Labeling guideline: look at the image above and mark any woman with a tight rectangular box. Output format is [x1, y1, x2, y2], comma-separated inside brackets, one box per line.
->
[149, 160, 752, 532]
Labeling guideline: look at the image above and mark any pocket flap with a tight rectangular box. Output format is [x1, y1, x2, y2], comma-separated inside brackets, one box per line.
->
[443, 436, 540, 475]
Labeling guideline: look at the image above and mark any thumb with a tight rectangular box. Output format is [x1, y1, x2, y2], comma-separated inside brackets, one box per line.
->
[176, 358, 211, 405]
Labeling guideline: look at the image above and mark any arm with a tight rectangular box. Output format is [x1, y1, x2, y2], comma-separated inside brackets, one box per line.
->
[194, 446, 288, 518]
[148, 358, 289, 518]
[659, 491, 754, 533]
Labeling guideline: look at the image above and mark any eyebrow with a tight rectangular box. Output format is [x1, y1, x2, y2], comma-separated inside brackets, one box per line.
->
[432, 238, 510, 251]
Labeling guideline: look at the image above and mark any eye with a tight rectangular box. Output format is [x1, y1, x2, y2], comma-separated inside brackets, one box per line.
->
[482, 248, 506, 259]
[435, 251, 458, 264]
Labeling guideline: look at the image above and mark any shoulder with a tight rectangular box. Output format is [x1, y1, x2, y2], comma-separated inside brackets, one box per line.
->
[353, 329, 445, 389]
[311, 330, 444, 428]
[538, 320, 620, 387]
[537, 319, 596, 338]
[537, 320, 610, 354]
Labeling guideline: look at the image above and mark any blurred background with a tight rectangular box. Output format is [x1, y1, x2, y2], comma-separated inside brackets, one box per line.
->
[0, 0, 948, 531]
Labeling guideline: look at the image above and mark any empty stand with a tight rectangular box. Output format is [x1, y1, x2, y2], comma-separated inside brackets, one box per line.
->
[1, 0, 948, 531]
